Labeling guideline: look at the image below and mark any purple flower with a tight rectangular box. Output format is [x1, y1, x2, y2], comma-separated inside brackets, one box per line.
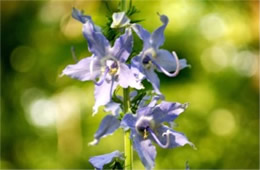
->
[89, 150, 124, 170]
[121, 100, 194, 169]
[131, 14, 189, 94]
[62, 9, 143, 114]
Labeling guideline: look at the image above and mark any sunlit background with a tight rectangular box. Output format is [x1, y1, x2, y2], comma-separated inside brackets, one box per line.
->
[1, 0, 259, 169]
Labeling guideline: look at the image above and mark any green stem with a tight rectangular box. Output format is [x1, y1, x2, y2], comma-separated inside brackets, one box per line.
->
[123, 88, 133, 170]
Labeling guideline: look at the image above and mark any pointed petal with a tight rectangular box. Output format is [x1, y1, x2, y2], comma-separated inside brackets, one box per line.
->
[83, 21, 110, 57]
[118, 63, 143, 90]
[155, 125, 194, 149]
[72, 7, 92, 23]
[151, 101, 188, 124]
[111, 28, 133, 62]
[62, 56, 101, 81]
[132, 24, 150, 41]
[132, 134, 156, 170]
[150, 14, 169, 49]
[120, 114, 137, 131]
[93, 79, 118, 114]
[132, 24, 151, 49]
[111, 12, 130, 28]
[179, 58, 190, 69]
[143, 68, 161, 94]
[89, 150, 124, 170]
[89, 115, 120, 145]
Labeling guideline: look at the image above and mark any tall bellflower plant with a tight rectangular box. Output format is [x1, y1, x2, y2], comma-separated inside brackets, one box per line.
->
[62, 1, 194, 169]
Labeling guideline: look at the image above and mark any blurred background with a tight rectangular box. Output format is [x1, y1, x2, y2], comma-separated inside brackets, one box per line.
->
[1, 0, 259, 169]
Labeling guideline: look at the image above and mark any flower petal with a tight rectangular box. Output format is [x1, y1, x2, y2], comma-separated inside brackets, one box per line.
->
[150, 14, 168, 49]
[131, 56, 145, 79]
[111, 12, 130, 28]
[89, 115, 120, 146]
[179, 58, 190, 69]
[93, 78, 118, 114]
[111, 28, 133, 62]
[83, 21, 110, 57]
[72, 7, 91, 23]
[143, 68, 161, 94]
[155, 49, 177, 72]
[121, 114, 137, 131]
[132, 24, 150, 41]
[62, 56, 101, 81]
[118, 63, 143, 90]
[151, 101, 188, 124]
[132, 134, 156, 170]
[136, 106, 153, 118]
[155, 50, 189, 72]
[155, 125, 194, 149]
[89, 150, 124, 170]
[139, 93, 164, 109]
[132, 24, 151, 49]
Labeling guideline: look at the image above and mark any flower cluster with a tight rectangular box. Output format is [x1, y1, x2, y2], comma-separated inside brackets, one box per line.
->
[62, 6, 194, 170]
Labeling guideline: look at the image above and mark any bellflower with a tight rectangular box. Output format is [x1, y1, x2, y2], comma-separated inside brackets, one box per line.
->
[62, 8, 143, 114]
[121, 100, 194, 169]
[89, 150, 124, 170]
[131, 14, 189, 94]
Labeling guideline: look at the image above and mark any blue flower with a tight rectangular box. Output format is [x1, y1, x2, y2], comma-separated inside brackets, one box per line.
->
[89, 150, 124, 170]
[121, 100, 194, 169]
[131, 14, 189, 94]
[62, 9, 143, 114]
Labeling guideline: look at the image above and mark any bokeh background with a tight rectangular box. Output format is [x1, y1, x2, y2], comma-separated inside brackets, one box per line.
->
[1, 0, 259, 169]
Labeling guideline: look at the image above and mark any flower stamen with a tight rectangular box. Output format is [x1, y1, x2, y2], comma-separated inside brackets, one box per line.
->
[143, 129, 148, 139]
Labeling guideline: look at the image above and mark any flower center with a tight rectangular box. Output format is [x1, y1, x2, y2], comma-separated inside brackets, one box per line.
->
[135, 116, 154, 139]
[105, 59, 119, 76]
[142, 48, 157, 69]
[142, 55, 153, 69]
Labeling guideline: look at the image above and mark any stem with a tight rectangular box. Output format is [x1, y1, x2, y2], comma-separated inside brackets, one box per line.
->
[123, 88, 133, 170]
[124, 130, 132, 170]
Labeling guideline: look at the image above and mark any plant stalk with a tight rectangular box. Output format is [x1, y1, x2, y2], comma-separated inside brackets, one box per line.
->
[123, 88, 133, 170]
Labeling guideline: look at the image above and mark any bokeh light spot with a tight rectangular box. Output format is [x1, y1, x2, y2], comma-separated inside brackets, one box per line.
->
[200, 45, 229, 72]
[29, 98, 57, 127]
[209, 109, 236, 136]
[200, 14, 226, 40]
[232, 51, 258, 77]
[39, 2, 65, 24]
